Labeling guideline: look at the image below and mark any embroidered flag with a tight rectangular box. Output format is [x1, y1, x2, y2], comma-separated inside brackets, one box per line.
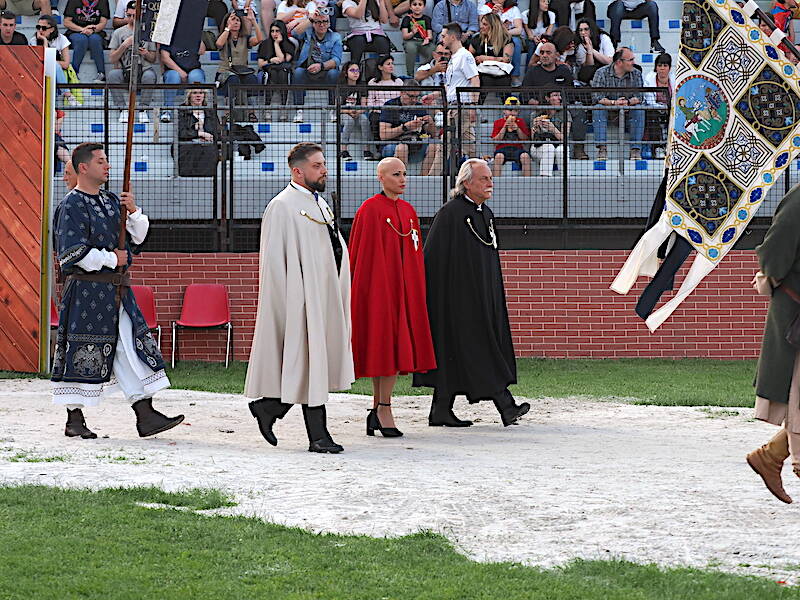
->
[611, 0, 800, 331]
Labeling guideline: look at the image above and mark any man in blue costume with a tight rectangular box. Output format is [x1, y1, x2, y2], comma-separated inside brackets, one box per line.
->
[51, 143, 184, 440]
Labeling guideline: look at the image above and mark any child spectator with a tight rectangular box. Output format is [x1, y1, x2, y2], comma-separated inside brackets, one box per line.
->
[401, 0, 433, 77]
[491, 96, 532, 176]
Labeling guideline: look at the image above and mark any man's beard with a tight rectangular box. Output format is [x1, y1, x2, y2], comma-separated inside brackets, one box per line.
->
[307, 177, 327, 192]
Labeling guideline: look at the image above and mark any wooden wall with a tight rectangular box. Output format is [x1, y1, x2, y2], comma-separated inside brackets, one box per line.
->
[0, 46, 45, 372]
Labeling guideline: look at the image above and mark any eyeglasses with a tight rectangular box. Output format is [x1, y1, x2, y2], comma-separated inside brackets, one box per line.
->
[312, 19, 329, 24]
[620, 57, 635, 62]
[35, 24, 52, 30]
[403, 93, 420, 99]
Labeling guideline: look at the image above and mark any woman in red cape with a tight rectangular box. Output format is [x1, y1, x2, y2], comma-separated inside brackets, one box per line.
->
[349, 157, 436, 437]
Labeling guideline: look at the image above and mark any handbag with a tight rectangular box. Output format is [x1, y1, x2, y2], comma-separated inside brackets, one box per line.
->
[218, 39, 256, 82]
[64, 64, 84, 104]
[781, 284, 800, 349]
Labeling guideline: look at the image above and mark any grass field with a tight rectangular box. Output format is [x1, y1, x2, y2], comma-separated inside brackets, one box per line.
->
[145, 358, 759, 407]
[0, 486, 796, 600]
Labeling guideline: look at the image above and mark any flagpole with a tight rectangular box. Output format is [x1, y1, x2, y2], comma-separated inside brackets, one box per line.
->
[119, 0, 144, 251]
[752, 7, 800, 61]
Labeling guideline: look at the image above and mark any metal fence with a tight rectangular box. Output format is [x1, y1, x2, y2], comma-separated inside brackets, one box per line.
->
[55, 82, 781, 252]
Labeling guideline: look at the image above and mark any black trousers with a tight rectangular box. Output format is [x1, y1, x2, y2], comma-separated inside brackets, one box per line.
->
[347, 34, 391, 66]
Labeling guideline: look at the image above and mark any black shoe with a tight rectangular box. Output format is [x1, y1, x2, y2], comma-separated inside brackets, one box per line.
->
[303, 405, 344, 453]
[493, 390, 530, 427]
[367, 404, 403, 437]
[363, 150, 379, 161]
[131, 398, 184, 437]
[340, 150, 353, 160]
[249, 398, 292, 446]
[65, 408, 97, 439]
[308, 438, 344, 453]
[428, 391, 473, 427]
[650, 39, 665, 53]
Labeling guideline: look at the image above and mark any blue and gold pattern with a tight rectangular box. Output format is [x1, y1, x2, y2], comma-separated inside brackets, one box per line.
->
[665, 0, 800, 263]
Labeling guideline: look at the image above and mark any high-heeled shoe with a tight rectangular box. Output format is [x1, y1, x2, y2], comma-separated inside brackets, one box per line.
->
[366, 403, 403, 437]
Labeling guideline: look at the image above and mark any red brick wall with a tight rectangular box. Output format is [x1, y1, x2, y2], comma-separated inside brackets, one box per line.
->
[130, 250, 768, 363]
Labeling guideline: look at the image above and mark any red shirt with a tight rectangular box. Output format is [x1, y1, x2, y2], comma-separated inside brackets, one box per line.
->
[492, 117, 531, 151]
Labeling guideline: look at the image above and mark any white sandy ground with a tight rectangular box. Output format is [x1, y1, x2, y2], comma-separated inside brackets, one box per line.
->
[2, 379, 800, 585]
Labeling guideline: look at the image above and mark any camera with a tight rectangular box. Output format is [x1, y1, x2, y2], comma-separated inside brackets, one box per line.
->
[235, 8, 245, 17]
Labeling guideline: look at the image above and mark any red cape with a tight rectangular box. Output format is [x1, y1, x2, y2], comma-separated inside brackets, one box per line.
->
[349, 193, 436, 378]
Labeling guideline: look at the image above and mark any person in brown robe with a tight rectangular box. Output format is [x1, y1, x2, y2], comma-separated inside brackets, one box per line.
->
[747, 186, 800, 504]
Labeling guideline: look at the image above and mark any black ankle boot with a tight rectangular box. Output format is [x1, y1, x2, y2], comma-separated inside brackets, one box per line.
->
[131, 398, 184, 437]
[428, 391, 472, 427]
[493, 389, 530, 427]
[65, 408, 97, 439]
[366, 403, 403, 437]
[302, 405, 343, 453]
[249, 397, 292, 446]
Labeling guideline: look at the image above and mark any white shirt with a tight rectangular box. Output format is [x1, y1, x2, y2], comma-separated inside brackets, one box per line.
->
[29, 33, 70, 52]
[478, 3, 522, 28]
[342, 0, 382, 34]
[277, 0, 318, 21]
[574, 32, 614, 67]
[446, 46, 479, 103]
[521, 9, 555, 37]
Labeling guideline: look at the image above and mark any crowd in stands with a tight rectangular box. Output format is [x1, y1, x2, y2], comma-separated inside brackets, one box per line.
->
[8, 0, 794, 172]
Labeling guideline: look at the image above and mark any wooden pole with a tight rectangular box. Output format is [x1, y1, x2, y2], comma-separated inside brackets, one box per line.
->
[118, 0, 144, 250]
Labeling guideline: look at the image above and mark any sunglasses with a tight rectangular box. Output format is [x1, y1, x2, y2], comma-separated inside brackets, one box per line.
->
[312, 19, 330, 24]
[35, 24, 52, 30]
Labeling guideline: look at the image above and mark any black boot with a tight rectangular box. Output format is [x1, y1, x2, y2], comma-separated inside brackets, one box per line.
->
[428, 390, 473, 427]
[302, 405, 343, 453]
[249, 397, 293, 446]
[131, 398, 185, 437]
[65, 408, 97, 439]
[493, 389, 530, 427]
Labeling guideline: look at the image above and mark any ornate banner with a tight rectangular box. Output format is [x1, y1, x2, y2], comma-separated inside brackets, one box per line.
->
[611, 0, 800, 331]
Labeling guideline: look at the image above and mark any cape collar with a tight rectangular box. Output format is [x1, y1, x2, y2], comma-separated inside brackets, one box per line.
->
[463, 194, 483, 211]
[378, 191, 402, 203]
[289, 181, 323, 202]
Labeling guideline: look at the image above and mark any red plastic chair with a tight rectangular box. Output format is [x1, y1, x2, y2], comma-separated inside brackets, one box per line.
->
[171, 284, 233, 368]
[50, 298, 59, 328]
[132, 285, 162, 350]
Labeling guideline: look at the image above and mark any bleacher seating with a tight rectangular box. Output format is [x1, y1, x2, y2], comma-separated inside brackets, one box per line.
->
[32, 0, 789, 218]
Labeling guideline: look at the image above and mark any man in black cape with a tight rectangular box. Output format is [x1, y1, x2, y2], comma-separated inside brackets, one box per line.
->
[413, 158, 530, 427]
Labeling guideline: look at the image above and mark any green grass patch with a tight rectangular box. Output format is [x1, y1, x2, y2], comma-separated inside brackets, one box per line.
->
[1, 359, 759, 407]
[2, 450, 67, 463]
[158, 359, 758, 407]
[0, 485, 795, 599]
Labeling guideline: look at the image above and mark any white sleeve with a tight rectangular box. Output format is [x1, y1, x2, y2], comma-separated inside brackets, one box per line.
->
[599, 34, 614, 58]
[507, 7, 521, 21]
[464, 53, 479, 79]
[276, 1, 292, 17]
[114, 0, 127, 18]
[126, 209, 150, 245]
[478, 3, 491, 15]
[76, 248, 118, 271]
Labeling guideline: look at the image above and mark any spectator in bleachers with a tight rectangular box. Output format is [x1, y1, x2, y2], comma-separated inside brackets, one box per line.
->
[590, 46, 644, 160]
[415, 41, 450, 85]
[548, 0, 594, 29]
[215, 7, 263, 104]
[257, 19, 294, 118]
[530, 89, 567, 175]
[478, 0, 523, 84]
[522, 0, 555, 65]
[366, 54, 403, 152]
[30, 15, 79, 105]
[338, 61, 372, 160]
[341, 0, 391, 64]
[527, 24, 576, 66]
[160, 40, 206, 122]
[63, 0, 109, 82]
[1, 10, 27, 44]
[108, 1, 158, 123]
[523, 41, 587, 157]
[0, 0, 49, 17]
[54, 108, 70, 166]
[643, 51, 672, 159]
[606, 0, 664, 53]
[401, 0, 434, 77]
[469, 12, 512, 102]
[277, 0, 317, 37]
[175, 88, 221, 176]
[292, 13, 341, 121]
[491, 95, 531, 176]
[442, 21, 479, 157]
[574, 17, 612, 81]
[773, 0, 797, 41]
[379, 79, 439, 171]
[432, 0, 477, 40]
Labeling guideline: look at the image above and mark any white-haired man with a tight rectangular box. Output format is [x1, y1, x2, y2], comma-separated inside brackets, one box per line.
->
[413, 159, 529, 427]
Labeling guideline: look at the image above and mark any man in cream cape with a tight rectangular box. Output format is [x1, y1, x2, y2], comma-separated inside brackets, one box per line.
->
[245, 142, 354, 453]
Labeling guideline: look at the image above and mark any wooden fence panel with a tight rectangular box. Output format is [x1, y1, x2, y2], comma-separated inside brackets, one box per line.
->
[0, 46, 45, 373]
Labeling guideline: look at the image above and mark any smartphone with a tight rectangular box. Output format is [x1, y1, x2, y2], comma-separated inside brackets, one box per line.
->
[235, 8, 245, 17]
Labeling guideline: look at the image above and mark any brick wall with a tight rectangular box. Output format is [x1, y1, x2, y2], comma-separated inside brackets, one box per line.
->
[130, 250, 768, 363]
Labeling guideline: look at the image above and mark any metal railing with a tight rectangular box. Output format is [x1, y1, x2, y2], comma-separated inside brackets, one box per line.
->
[54, 82, 780, 252]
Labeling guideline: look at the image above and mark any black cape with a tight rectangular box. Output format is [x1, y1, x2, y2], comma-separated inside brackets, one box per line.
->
[412, 195, 517, 400]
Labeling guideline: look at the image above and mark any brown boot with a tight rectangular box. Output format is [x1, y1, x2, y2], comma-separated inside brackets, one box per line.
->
[572, 144, 589, 160]
[747, 429, 792, 503]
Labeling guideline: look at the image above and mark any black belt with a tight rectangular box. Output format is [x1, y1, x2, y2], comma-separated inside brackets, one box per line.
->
[66, 272, 131, 287]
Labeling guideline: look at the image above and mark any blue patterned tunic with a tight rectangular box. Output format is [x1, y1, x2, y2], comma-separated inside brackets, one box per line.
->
[51, 189, 165, 388]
